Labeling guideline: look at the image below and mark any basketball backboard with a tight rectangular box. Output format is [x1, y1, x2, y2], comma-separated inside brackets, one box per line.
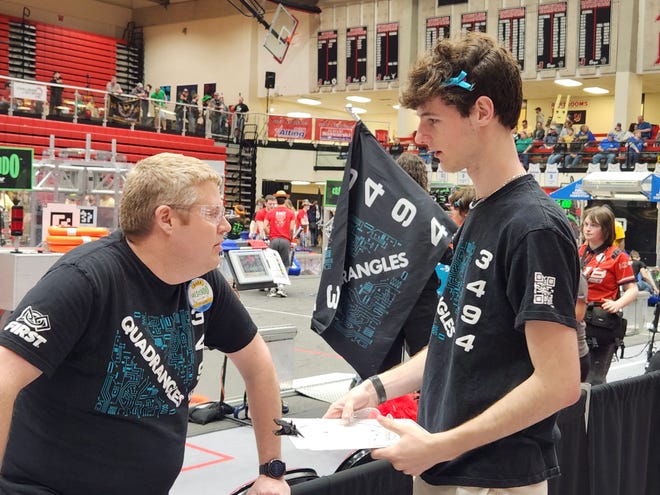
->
[264, 4, 298, 63]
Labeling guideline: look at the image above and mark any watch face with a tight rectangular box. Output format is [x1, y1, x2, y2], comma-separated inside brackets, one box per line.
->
[268, 459, 286, 478]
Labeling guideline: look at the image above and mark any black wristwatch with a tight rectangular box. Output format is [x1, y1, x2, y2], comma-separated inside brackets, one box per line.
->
[259, 459, 286, 479]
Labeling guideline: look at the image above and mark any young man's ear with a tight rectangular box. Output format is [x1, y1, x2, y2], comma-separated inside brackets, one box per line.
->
[472, 96, 496, 124]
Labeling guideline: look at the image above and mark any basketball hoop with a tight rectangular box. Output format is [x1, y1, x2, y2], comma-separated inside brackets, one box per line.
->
[263, 4, 298, 63]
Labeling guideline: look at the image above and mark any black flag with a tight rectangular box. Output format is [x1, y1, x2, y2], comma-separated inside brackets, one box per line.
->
[109, 94, 140, 123]
[311, 122, 456, 379]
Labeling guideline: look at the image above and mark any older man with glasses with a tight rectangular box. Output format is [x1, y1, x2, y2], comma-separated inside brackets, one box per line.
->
[0, 153, 290, 495]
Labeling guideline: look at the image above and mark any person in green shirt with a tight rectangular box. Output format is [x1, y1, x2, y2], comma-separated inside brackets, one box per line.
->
[515, 130, 533, 168]
[151, 85, 167, 130]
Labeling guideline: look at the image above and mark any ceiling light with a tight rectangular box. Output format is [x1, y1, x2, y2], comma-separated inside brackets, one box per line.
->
[291, 180, 311, 185]
[583, 86, 609, 95]
[554, 79, 582, 87]
[346, 95, 371, 103]
[297, 98, 322, 106]
[392, 104, 400, 110]
[351, 107, 367, 114]
[287, 112, 311, 118]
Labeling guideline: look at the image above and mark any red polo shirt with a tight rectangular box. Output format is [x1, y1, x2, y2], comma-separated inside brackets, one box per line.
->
[579, 244, 635, 303]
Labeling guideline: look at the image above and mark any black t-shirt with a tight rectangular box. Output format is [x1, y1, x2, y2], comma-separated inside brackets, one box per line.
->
[632, 259, 644, 279]
[0, 231, 257, 495]
[234, 102, 249, 114]
[419, 175, 579, 488]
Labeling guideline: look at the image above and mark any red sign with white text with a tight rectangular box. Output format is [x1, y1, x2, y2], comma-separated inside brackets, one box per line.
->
[267, 115, 313, 140]
[315, 119, 356, 142]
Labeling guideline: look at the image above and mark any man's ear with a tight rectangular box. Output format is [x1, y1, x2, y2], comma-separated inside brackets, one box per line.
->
[472, 95, 495, 125]
[154, 205, 174, 234]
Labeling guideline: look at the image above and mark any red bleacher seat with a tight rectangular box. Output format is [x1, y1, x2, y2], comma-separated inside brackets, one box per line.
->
[0, 114, 226, 164]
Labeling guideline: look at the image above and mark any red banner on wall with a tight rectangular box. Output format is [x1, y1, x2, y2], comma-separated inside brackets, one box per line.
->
[315, 118, 356, 142]
[267, 115, 313, 140]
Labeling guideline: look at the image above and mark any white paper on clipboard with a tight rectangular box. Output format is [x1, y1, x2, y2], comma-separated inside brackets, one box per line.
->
[284, 418, 417, 451]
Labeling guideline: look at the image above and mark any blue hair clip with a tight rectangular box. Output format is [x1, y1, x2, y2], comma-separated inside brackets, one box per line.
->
[441, 70, 474, 91]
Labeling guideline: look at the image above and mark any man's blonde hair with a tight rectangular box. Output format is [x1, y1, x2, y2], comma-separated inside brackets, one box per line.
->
[120, 153, 221, 237]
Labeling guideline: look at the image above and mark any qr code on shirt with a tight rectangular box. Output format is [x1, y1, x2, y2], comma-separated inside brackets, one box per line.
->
[533, 272, 556, 306]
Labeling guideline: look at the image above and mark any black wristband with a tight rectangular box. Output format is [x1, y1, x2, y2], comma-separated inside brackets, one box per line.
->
[367, 375, 387, 404]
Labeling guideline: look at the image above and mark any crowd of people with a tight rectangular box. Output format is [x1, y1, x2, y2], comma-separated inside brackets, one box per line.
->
[512, 113, 659, 170]
[32, 71, 250, 138]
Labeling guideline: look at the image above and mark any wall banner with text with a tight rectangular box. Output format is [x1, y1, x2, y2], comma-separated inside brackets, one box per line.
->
[315, 119, 356, 142]
[267, 115, 313, 140]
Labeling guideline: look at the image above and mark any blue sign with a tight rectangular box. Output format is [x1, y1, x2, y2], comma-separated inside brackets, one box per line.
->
[549, 179, 592, 200]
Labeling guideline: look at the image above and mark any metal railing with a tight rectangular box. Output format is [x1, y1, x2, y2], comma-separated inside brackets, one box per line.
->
[1, 75, 391, 145]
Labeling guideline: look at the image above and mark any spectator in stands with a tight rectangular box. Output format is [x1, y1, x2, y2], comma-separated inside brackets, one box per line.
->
[611, 122, 630, 143]
[174, 88, 191, 133]
[202, 95, 213, 136]
[542, 125, 559, 149]
[218, 92, 229, 135]
[576, 124, 596, 143]
[106, 75, 123, 95]
[515, 130, 533, 168]
[559, 119, 574, 138]
[389, 137, 404, 158]
[190, 93, 201, 135]
[131, 82, 149, 126]
[630, 250, 658, 295]
[151, 85, 167, 130]
[590, 132, 620, 166]
[549, 120, 562, 134]
[49, 71, 63, 116]
[564, 124, 595, 168]
[326, 33, 581, 494]
[532, 121, 545, 140]
[233, 94, 249, 142]
[0, 153, 289, 495]
[625, 129, 645, 170]
[209, 92, 220, 135]
[519, 119, 531, 137]
[637, 115, 652, 140]
[580, 206, 638, 385]
[547, 127, 572, 166]
[264, 190, 296, 297]
[534, 106, 545, 127]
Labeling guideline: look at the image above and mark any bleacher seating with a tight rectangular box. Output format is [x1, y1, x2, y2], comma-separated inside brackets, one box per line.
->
[0, 13, 139, 115]
[527, 135, 660, 171]
[0, 114, 226, 164]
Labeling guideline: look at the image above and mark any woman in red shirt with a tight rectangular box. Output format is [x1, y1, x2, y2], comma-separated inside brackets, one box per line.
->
[579, 206, 638, 384]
